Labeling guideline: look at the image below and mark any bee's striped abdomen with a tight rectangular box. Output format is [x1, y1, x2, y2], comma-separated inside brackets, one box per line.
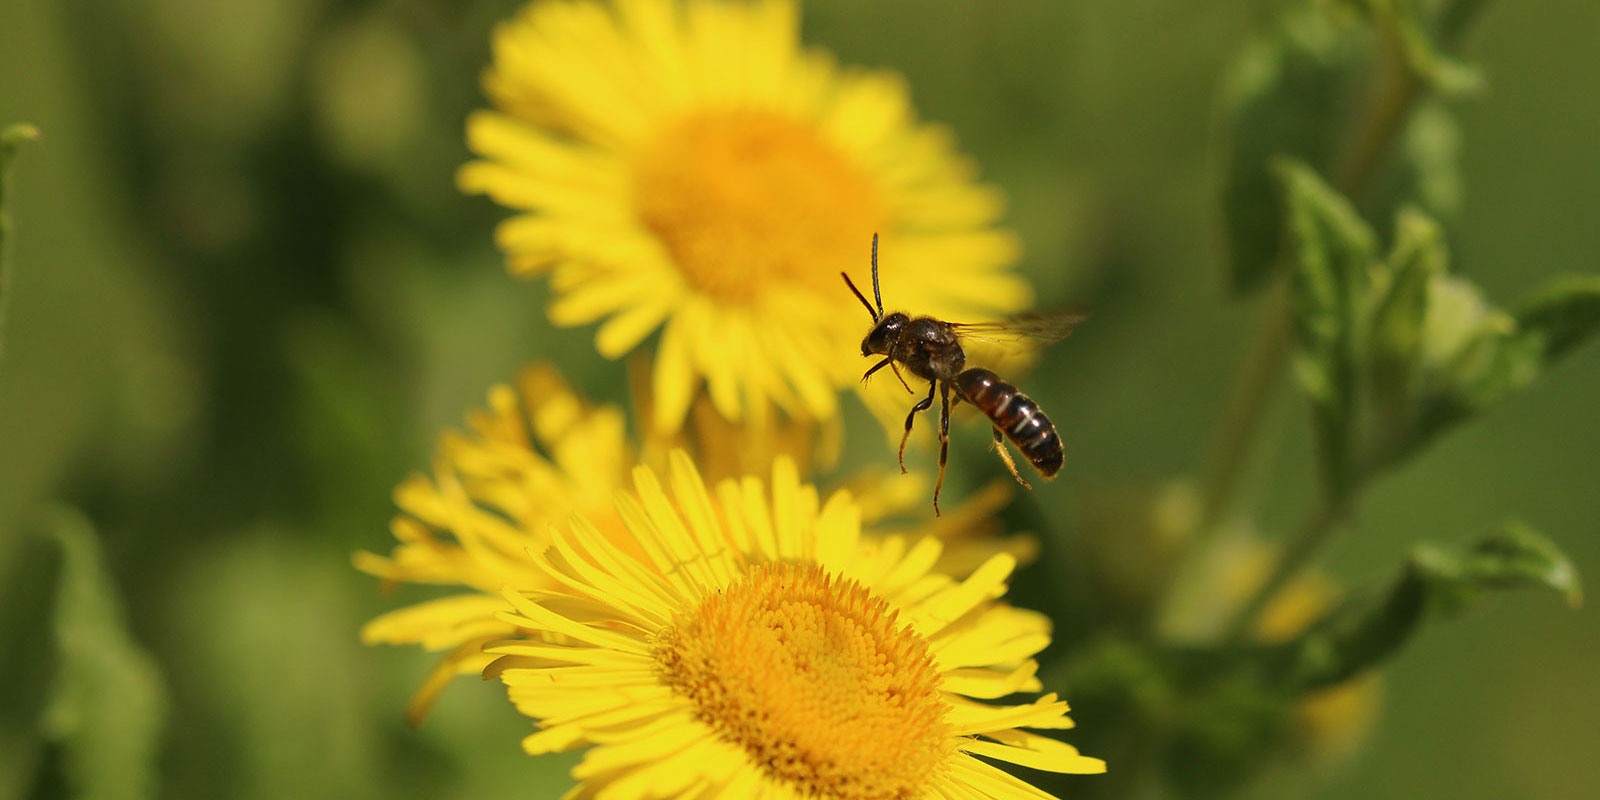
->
[952, 368, 1064, 477]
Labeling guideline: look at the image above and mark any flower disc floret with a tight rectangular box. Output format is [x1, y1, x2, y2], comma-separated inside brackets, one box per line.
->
[479, 452, 1104, 798]
[655, 563, 951, 800]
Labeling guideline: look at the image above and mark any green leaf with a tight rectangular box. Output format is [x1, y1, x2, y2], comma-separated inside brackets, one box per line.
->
[1219, 6, 1363, 292]
[1273, 519, 1580, 692]
[1363, 97, 1466, 238]
[1385, 0, 1486, 97]
[173, 530, 385, 799]
[1405, 273, 1598, 455]
[39, 509, 169, 800]
[1396, 99, 1463, 218]
[1512, 274, 1600, 362]
[0, 123, 39, 168]
[1367, 207, 1448, 420]
[1218, 0, 1491, 294]
[0, 122, 42, 366]
[1163, 671, 1290, 797]
[1275, 158, 1377, 497]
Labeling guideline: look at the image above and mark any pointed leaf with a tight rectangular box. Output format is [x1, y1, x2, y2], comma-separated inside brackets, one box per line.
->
[39, 508, 169, 800]
[1219, 6, 1362, 292]
[1379, 273, 1511, 464]
[1397, 99, 1463, 218]
[1275, 158, 1377, 496]
[1512, 274, 1600, 362]
[1388, 0, 1485, 96]
[1273, 519, 1580, 691]
[1368, 207, 1448, 419]
[1404, 274, 1599, 458]
[1364, 97, 1466, 240]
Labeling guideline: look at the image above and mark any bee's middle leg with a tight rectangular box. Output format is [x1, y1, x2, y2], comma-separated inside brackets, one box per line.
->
[861, 357, 914, 394]
[861, 358, 892, 384]
[899, 380, 936, 474]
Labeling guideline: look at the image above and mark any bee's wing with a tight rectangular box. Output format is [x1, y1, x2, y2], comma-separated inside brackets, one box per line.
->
[949, 308, 1091, 347]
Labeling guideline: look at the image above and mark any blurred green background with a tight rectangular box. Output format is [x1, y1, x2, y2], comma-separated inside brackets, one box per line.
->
[2, 0, 1595, 798]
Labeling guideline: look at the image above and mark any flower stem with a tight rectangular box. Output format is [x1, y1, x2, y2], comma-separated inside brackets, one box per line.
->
[1221, 18, 1432, 632]
[1194, 28, 1418, 536]
[1191, 12, 1425, 552]
[1223, 498, 1348, 643]
[1197, 277, 1291, 532]
[0, 123, 43, 368]
[1333, 18, 1419, 197]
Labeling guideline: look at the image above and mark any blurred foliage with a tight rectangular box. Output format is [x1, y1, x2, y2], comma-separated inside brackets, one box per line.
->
[1278, 159, 1600, 495]
[2, 0, 1597, 798]
[1271, 519, 1581, 693]
[35, 510, 169, 800]
[1219, 0, 1485, 294]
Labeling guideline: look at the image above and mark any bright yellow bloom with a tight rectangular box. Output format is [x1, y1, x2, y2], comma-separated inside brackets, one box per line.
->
[488, 451, 1103, 798]
[458, 0, 1030, 434]
[356, 362, 1032, 721]
[354, 364, 629, 722]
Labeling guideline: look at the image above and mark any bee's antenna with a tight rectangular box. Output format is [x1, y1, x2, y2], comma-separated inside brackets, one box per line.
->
[870, 233, 884, 317]
[841, 272, 878, 322]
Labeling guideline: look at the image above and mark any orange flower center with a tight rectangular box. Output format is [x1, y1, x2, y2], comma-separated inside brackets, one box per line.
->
[633, 111, 885, 304]
[654, 563, 951, 800]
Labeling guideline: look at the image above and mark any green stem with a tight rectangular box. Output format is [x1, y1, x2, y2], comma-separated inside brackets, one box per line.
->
[1196, 277, 1291, 532]
[1185, 2, 1497, 630]
[1223, 498, 1349, 643]
[1333, 16, 1420, 197]
[1225, 16, 1431, 631]
[1193, 24, 1419, 538]
[0, 123, 42, 367]
[1187, 14, 1428, 609]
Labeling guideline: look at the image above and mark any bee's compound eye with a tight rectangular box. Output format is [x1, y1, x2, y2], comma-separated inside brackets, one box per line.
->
[863, 312, 909, 356]
[864, 326, 887, 355]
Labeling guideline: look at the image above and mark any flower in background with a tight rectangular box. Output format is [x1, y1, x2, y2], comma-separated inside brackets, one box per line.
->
[1160, 534, 1383, 764]
[458, 0, 1030, 434]
[356, 362, 1032, 720]
[353, 364, 629, 722]
[486, 451, 1103, 797]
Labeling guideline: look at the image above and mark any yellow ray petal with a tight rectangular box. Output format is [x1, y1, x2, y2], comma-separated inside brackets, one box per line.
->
[496, 588, 651, 655]
[945, 694, 1075, 736]
[962, 733, 1106, 775]
[943, 754, 1064, 800]
[571, 715, 712, 779]
[939, 662, 1042, 700]
[912, 553, 1016, 637]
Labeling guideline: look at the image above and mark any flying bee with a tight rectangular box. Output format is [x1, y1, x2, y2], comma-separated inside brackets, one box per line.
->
[843, 234, 1088, 514]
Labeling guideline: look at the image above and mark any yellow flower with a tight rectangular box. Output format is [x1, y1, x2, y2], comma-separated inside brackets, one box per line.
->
[487, 450, 1103, 798]
[353, 364, 630, 722]
[357, 361, 1032, 722]
[458, 0, 1030, 434]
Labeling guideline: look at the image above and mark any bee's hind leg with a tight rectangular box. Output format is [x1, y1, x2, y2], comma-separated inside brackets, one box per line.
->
[991, 427, 1032, 490]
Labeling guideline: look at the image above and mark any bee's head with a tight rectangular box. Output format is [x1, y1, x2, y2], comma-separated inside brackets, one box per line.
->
[862, 312, 908, 357]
